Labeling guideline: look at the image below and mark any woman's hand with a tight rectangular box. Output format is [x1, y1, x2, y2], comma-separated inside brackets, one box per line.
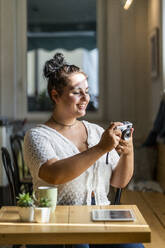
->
[110, 128, 134, 188]
[98, 122, 123, 153]
[115, 128, 134, 155]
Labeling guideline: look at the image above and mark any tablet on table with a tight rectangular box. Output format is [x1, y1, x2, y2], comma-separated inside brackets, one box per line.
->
[92, 209, 135, 221]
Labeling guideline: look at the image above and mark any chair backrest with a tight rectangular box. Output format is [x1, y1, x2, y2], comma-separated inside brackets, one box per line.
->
[10, 134, 33, 195]
[114, 188, 122, 205]
[106, 152, 122, 205]
[1, 147, 18, 205]
[10, 134, 26, 183]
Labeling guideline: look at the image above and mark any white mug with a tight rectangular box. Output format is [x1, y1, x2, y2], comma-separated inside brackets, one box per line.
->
[33, 186, 58, 211]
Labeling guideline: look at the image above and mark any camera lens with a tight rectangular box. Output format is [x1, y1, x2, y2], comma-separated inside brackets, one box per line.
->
[122, 130, 131, 140]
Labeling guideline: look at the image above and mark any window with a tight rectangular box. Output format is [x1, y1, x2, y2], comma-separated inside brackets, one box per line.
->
[27, 0, 98, 113]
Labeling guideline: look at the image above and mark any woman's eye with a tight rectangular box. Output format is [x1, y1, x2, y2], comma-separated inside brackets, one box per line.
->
[73, 92, 80, 95]
[72, 91, 89, 95]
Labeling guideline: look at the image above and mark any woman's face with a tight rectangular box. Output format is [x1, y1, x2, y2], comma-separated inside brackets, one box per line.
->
[54, 73, 90, 118]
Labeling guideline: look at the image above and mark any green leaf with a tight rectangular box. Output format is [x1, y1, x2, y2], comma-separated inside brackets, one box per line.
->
[16, 193, 34, 207]
[37, 197, 51, 207]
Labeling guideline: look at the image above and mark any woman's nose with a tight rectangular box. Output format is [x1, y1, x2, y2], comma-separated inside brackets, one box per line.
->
[81, 92, 89, 101]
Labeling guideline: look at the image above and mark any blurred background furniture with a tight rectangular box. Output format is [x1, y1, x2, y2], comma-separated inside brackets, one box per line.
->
[114, 188, 122, 205]
[10, 134, 32, 194]
[106, 151, 122, 205]
[1, 147, 17, 205]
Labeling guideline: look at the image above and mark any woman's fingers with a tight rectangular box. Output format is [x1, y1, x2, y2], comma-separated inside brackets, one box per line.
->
[108, 122, 123, 138]
[116, 134, 134, 155]
[116, 145, 124, 154]
[131, 128, 134, 135]
[118, 139, 127, 145]
[108, 122, 123, 130]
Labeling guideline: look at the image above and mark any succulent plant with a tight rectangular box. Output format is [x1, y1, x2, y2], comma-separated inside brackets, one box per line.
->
[36, 197, 51, 208]
[16, 192, 34, 207]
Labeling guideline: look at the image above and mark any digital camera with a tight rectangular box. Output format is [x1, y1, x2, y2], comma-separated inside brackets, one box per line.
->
[117, 121, 133, 140]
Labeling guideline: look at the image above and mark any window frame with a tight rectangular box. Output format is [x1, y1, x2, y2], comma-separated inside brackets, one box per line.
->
[25, 0, 105, 122]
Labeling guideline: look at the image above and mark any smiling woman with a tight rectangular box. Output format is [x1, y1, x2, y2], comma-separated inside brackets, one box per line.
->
[23, 52, 141, 248]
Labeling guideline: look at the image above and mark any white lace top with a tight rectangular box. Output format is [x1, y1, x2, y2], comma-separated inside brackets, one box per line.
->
[23, 120, 120, 205]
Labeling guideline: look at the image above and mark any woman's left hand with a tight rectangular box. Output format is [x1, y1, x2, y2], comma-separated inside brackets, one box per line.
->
[115, 128, 134, 155]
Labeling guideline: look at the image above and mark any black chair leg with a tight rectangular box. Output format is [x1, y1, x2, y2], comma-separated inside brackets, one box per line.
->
[114, 188, 122, 205]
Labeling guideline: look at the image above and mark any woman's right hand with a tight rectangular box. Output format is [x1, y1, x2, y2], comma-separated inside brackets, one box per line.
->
[98, 122, 122, 153]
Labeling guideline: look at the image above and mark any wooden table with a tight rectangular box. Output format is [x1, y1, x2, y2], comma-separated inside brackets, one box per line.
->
[0, 205, 151, 245]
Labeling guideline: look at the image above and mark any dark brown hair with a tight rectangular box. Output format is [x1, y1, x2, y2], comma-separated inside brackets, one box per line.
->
[43, 53, 85, 103]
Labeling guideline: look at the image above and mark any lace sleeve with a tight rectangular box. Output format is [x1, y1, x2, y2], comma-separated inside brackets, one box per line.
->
[23, 130, 57, 179]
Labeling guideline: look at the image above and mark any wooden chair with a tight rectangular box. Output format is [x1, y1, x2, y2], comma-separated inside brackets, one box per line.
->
[1, 147, 24, 248]
[106, 152, 122, 205]
[1, 147, 18, 205]
[10, 134, 32, 194]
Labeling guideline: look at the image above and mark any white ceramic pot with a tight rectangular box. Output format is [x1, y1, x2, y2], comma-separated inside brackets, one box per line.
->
[19, 207, 34, 222]
[34, 207, 51, 223]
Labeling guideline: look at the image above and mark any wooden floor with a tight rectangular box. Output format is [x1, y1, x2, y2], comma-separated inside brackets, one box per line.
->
[121, 190, 165, 248]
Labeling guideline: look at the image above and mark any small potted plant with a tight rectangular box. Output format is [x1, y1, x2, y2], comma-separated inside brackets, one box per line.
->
[17, 192, 34, 222]
[34, 197, 51, 223]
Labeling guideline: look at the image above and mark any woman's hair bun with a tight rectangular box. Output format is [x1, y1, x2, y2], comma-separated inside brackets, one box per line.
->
[53, 53, 65, 66]
[43, 53, 66, 78]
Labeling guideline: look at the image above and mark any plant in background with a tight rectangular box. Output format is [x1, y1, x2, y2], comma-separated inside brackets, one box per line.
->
[34, 197, 51, 223]
[37, 89, 52, 111]
[17, 192, 34, 207]
[35, 197, 51, 208]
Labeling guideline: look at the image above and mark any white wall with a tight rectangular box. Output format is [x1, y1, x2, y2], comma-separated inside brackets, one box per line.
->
[133, 0, 150, 141]
[98, 0, 150, 142]
[0, 0, 16, 117]
[0, 0, 27, 119]
[148, 0, 163, 122]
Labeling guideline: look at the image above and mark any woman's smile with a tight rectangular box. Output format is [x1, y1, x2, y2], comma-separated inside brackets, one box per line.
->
[77, 103, 87, 109]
